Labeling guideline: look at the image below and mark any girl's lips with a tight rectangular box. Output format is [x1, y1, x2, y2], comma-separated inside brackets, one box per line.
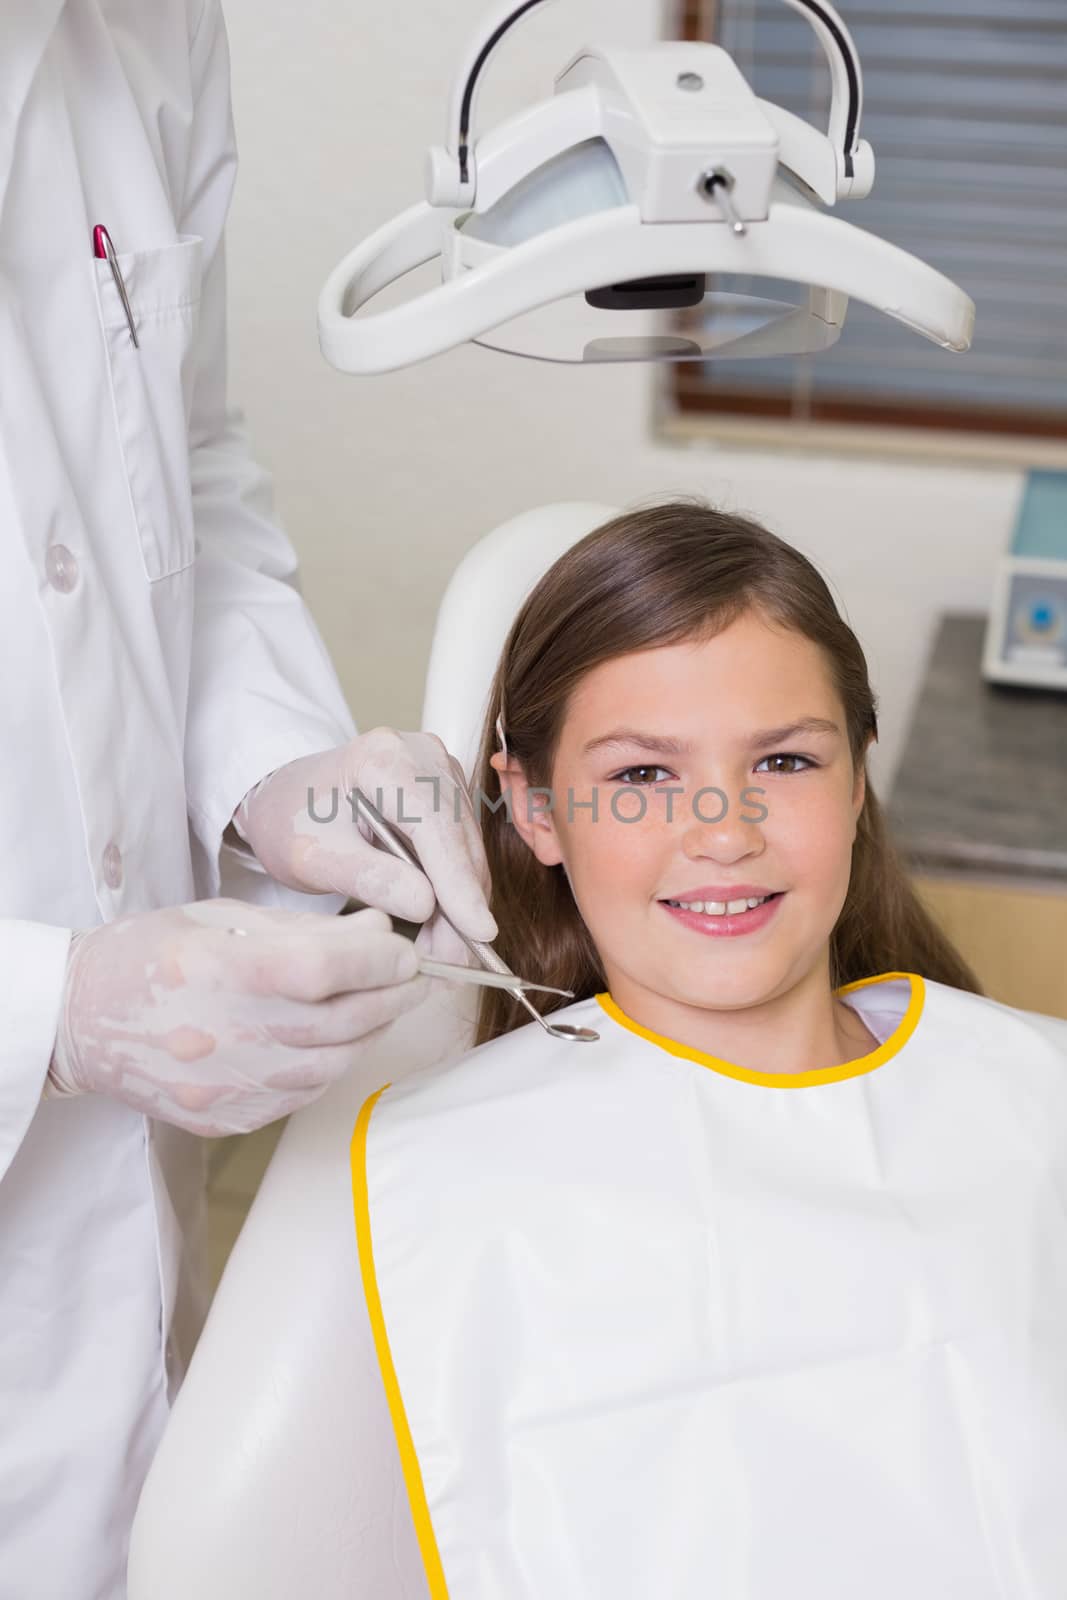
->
[659, 892, 785, 938]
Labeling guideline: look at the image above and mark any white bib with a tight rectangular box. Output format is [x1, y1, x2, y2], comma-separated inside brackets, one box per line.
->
[352, 973, 1067, 1599]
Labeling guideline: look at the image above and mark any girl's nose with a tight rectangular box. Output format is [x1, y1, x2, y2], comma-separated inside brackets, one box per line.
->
[679, 787, 766, 863]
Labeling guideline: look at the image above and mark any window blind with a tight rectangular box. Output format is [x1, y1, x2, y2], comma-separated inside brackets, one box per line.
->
[676, 0, 1067, 435]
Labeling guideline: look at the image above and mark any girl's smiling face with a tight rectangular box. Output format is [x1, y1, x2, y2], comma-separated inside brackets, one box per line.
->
[493, 608, 868, 1022]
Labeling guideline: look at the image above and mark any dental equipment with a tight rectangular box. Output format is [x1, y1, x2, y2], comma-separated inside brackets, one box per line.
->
[417, 957, 576, 998]
[318, 0, 975, 374]
[351, 788, 600, 1042]
[982, 471, 1067, 693]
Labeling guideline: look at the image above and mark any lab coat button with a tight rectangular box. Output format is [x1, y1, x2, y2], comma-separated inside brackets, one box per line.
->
[102, 841, 123, 889]
[45, 544, 79, 593]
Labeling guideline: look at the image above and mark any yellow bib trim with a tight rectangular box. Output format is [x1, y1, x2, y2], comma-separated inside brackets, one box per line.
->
[351, 1084, 451, 1599]
[595, 971, 925, 1088]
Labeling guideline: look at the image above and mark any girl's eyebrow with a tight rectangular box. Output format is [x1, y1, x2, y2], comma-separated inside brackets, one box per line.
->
[582, 718, 842, 756]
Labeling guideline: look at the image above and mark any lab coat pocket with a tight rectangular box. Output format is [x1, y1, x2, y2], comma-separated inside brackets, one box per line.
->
[94, 234, 203, 581]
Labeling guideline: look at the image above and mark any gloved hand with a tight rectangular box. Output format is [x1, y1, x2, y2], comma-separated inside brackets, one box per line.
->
[232, 728, 496, 965]
[46, 900, 430, 1136]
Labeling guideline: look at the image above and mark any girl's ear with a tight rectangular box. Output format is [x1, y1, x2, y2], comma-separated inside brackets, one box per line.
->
[851, 737, 872, 824]
[488, 751, 564, 866]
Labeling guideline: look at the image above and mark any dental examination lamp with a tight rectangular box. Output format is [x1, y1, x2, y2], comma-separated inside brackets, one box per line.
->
[318, 0, 976, 373]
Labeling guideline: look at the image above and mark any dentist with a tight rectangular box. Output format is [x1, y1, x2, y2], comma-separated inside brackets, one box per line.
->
[0, 2, 495, 1595]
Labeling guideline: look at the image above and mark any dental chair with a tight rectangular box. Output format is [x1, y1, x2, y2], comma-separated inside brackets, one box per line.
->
[126, 503, 617, 1599]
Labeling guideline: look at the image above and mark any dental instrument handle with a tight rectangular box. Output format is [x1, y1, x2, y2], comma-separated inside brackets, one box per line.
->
[353, 788, 527, 977]
[351, 788, 599, 1042]
[417, 957, 574, 998]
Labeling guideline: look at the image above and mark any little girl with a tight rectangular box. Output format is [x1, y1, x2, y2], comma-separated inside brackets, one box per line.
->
[353, 502, 1067, 1599]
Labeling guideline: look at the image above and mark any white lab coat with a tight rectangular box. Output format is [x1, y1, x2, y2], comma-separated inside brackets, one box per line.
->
[0, 3, 355, 1594]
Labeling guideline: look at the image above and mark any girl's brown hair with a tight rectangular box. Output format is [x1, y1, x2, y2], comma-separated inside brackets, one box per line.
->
[472, 500, 980, 1045]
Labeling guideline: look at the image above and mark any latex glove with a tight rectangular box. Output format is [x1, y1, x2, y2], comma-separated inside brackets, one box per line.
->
[232, 729, 496, 955]
[412, 900, 489, 969]
[46, 901, 430, 1136]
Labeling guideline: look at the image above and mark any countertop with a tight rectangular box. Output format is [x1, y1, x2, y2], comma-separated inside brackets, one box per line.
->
[886, 614, 1067, 883]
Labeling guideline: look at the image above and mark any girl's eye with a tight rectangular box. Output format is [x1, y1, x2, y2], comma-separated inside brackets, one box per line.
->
[611, 765, 674, 786]
[754, 752, 815, 775]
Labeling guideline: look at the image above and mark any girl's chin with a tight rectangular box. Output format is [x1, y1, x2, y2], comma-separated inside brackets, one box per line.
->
[616, 966, 782, 1014]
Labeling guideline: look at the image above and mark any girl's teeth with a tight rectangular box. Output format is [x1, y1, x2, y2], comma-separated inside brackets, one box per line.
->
[668, 895, 769, 916]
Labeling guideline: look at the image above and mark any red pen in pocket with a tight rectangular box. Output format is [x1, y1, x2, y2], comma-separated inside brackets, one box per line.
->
[93, 224, 139, 349]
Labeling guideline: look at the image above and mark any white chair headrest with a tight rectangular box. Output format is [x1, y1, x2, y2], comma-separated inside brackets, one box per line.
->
[420, 501, 619, 781]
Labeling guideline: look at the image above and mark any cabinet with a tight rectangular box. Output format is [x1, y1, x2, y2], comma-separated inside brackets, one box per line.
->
[911, 873, 1067, 1019]
[887, 615, 1067, 1021]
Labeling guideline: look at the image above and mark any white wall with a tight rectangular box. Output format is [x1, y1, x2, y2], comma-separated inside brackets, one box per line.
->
[221, 0, 1025, 799]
